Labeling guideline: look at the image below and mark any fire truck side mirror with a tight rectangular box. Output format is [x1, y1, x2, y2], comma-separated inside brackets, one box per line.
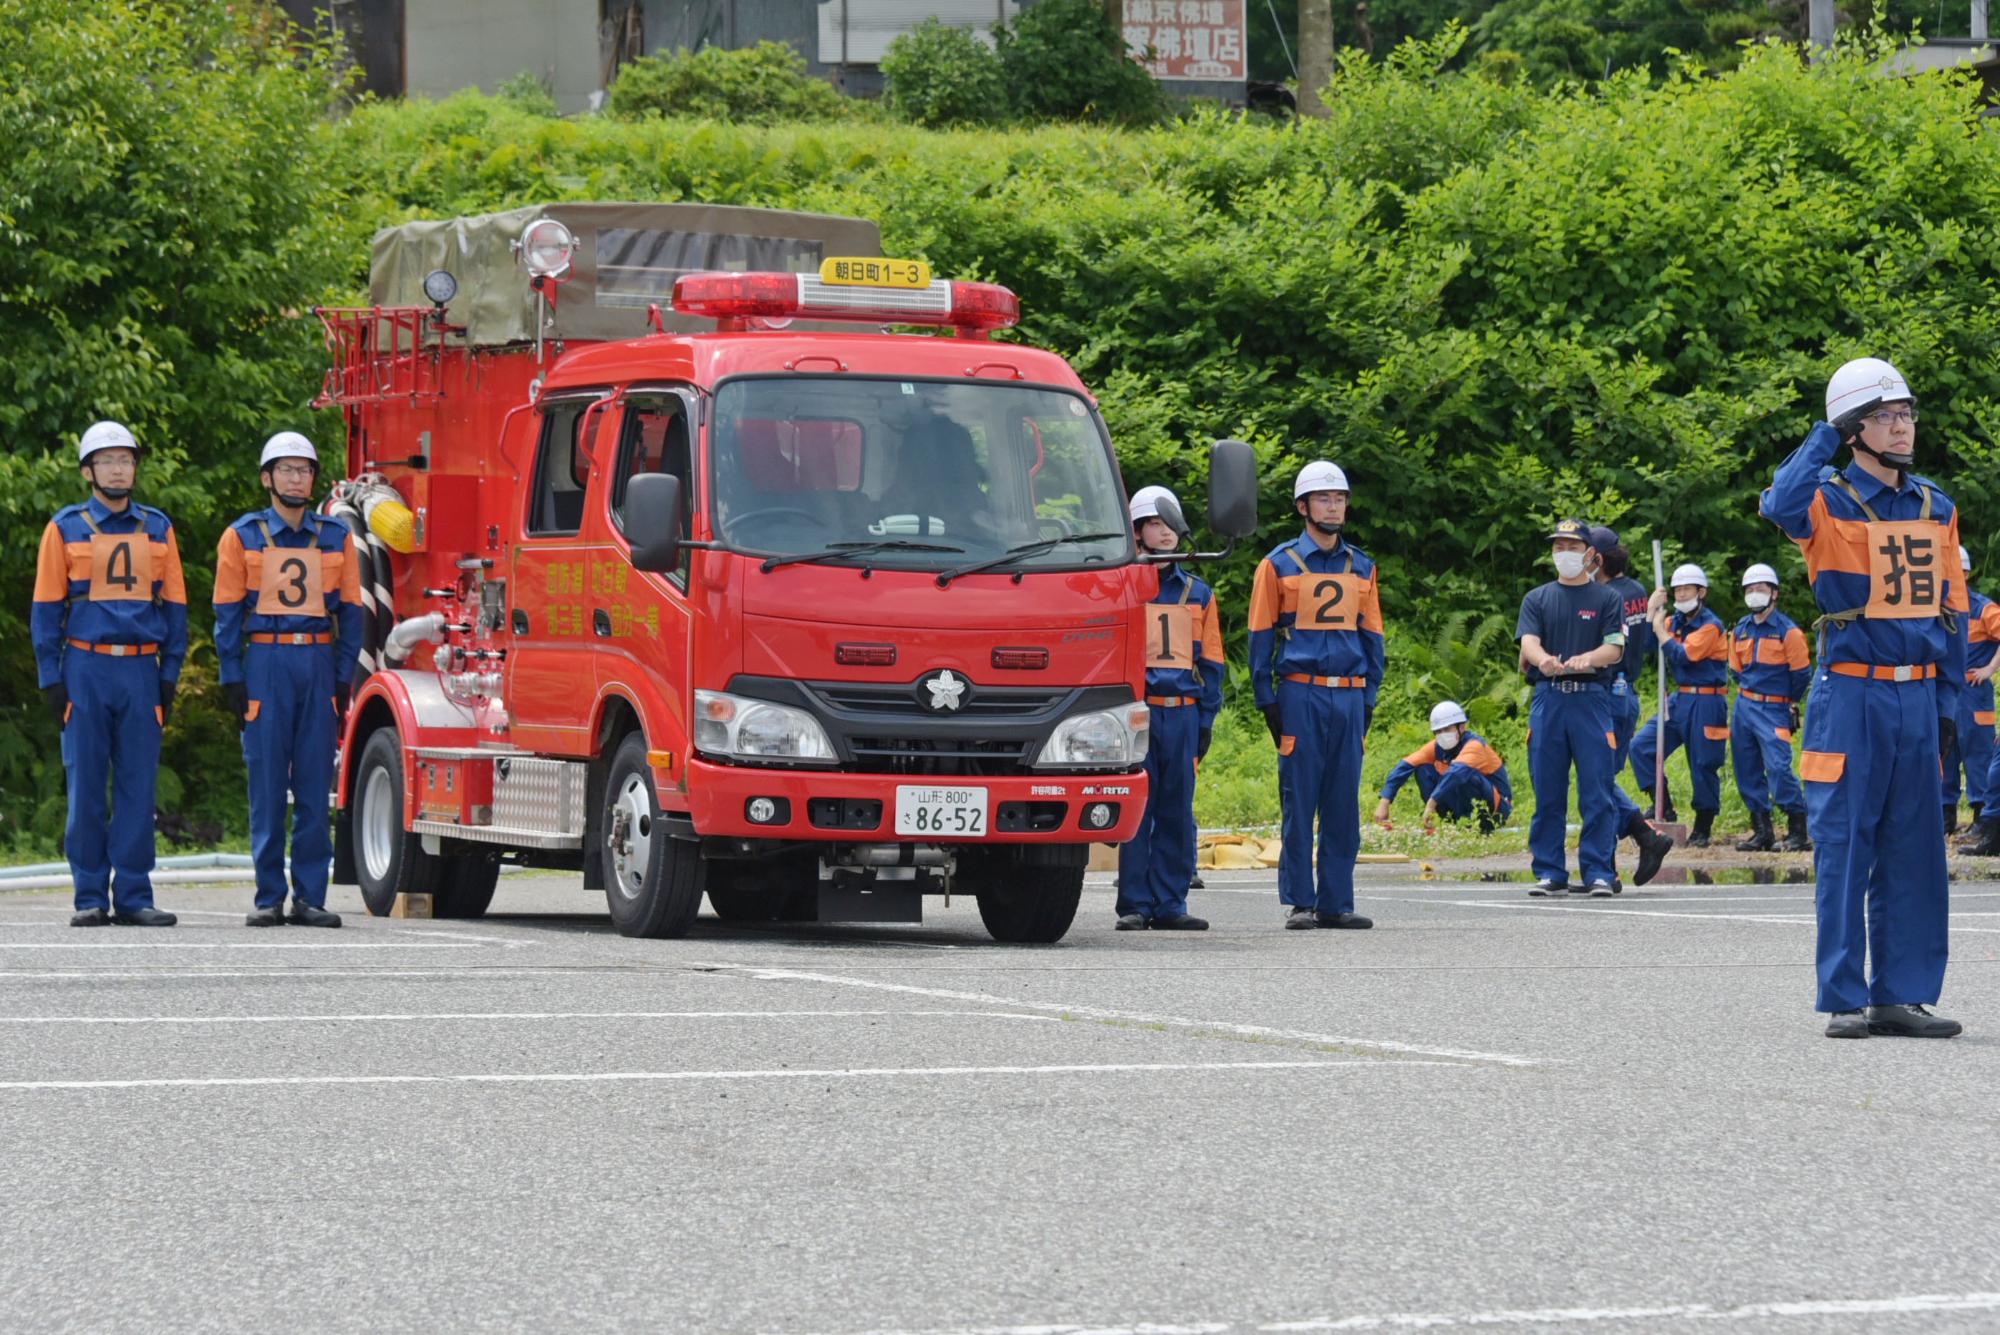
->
[625, 472, 684, 573]
[1206, 439, 1258, 540]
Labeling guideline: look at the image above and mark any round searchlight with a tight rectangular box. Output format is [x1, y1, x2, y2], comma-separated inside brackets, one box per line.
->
[518, 219, 575, 281]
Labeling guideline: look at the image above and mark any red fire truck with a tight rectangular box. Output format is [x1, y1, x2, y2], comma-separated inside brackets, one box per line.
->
[320, 203, 1254, 943]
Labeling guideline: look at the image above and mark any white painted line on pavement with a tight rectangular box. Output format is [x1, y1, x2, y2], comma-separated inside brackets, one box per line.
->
[0, 1059, 1462, 1093]
[0, 941, 486, 951]
[691, 961, 1546, 1067]
[0, 1008, 1060, 1026]
[773, 1290, 2000, 1335]
[1457, 901, 2000, 932]
[0, 968, 594, 980]
[1259, 1289, 2000, 1330]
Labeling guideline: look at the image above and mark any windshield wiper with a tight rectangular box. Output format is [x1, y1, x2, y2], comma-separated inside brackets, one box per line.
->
[760, 539, 964, 573]
[934, 532, 1126, 587]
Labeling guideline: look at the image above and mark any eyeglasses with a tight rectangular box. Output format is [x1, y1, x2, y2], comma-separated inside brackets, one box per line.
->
[1862, 408, 1918, 427]
[269, 463, 316, 480]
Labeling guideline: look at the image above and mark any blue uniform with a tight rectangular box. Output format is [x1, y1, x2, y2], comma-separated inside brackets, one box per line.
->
[1944, 590, 2000, 812]
[1248, 532, 1385, 915]
[1603, 574, 1655, 829]
[1119, 563, 1224, 922]
[1631, 605, 1730, 814]
[215, 508, 366, 911]
[1761, 424, 1965, 1013]
[1516, 579, 1627, 887]
[1380, 733, 1513, 825]
[31, 499, 189, 913]
[1728, 609, 1812, 817]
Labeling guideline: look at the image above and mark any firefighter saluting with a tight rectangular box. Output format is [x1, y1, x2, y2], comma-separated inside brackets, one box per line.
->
[1761, 358, 1965, 1039]
[214, 433, 365, 928]
[1116, 485, 1223, 932]
[1248, 460, 1383, 931]
[30, 422, 189, 927]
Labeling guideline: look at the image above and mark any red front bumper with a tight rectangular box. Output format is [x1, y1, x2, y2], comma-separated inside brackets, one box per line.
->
[678, 757, 1147, 843]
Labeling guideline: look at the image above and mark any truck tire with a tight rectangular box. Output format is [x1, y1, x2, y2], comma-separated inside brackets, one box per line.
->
[432, 854, 499, 919]
[352, 727, 432, 917]
[602, 733, 705, 938]
[963, 844, 1086, 944]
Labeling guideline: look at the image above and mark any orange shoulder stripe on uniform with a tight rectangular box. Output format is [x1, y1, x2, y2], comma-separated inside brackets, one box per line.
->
[214, 527, 248, 604]
[1974, 603, 2000, 644]
[1359, 569, 1382, 634]
[1247, 558, 1282, 633]
[1199, 596, 1224, 663]
[33, 523, 71, 602]
[1783, 626, 1810, 668]
[1405, 742, 1437, 768]
[1944, 515, 1968, 614]
[1682, 623, 1725, 660]
[1799, 491, 1872, 579]
[1456, 739, 1504, 775]
[158, 525, 187, 605]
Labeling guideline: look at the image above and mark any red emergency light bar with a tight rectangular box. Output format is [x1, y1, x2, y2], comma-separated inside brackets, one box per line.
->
[671, 271, 1020, 336]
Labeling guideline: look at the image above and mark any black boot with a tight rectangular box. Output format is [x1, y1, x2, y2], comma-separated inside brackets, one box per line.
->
[1643, 792, 1678, 824]
[1960, 816, 2000, 856]
[1689, 809, 1716, 848]
[1944, 803, 1960, 835]
[1735, 811, 1775, 853]
[1625, 811, 1671, 887]
[1780, 809, 1811, 852]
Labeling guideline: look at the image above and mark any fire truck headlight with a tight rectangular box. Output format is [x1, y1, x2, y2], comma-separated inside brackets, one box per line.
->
[1034, 703, 1149, 769]
[694, 690, 836, 765]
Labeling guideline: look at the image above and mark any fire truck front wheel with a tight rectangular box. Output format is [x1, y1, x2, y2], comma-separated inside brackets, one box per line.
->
[602, 733, 705, 938]
[960, 844, 1087, 944]
[351, 729, 498, 919]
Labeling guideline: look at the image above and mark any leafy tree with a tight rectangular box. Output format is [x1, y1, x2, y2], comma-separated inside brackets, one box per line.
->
[0, 0, 350, 850]
[881, 19, 1009, 127]
[606, 41, 852, 123]
[993, 0, 1168, 123]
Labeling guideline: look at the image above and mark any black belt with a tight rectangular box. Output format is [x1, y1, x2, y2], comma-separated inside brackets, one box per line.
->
[1536, 679, 1603, 693]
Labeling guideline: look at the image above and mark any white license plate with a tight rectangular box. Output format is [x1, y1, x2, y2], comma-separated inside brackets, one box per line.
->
[894, 785, 988, 837]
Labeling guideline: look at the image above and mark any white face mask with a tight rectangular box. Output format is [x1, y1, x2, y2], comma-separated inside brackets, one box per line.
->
[1745, 590, 1771, 611]
[1553, 551, 1587, 580]
[1434, 729, 1461, 751]
[1674, 597, 1699, 615]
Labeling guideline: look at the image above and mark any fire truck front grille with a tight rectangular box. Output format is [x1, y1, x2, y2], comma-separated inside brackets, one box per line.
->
[814, 683, 1067, 718]
[845, 736, 1033, 777]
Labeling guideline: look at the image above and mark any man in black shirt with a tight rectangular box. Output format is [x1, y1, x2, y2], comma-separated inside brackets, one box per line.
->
[1517, 519, 1634, 896]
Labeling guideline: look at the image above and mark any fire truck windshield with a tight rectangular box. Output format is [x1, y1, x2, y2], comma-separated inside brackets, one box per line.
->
[710, 377, 1131, 572]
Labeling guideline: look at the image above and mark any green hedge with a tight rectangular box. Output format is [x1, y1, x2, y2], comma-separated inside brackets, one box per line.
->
[7, 11, 2000, 852]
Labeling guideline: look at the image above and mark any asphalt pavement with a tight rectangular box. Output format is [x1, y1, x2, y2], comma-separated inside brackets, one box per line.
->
[3, 862, 1998, 1334]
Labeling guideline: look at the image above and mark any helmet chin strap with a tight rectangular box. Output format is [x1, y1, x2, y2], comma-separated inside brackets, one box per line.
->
[1852, 438, 1913, 486]
[94, 486, 132, 502]
[1307, 518, 1342, 538]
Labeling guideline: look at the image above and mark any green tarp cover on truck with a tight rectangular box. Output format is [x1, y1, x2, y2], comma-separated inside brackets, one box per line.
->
[369, 202, 883, 345]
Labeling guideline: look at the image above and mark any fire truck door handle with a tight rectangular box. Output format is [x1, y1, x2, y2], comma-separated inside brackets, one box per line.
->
[593, 608, 612, 637]
[511, 609, 528, 635]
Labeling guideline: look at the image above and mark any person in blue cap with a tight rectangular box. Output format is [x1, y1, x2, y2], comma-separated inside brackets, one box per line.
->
[1761, 356, 1962, 1039]
[30, 421, 188, 928]
[1588, 525, 1673, 881]
[1517, 518, 1630, 896]
[1373, 700, 1513, 834]
[1117, 484, 1222, 932]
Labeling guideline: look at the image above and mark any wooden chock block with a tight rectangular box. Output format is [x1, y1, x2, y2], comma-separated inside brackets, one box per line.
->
[390, 892, 433, 920]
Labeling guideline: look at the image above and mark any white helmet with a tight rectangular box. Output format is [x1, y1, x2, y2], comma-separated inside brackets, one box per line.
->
[1128, 485, 1180, 525]
[1428, 700, 1468, 732]
[1670, 563, 1708, 590]
[1294, 459, 1349, 499]
[259, 431, 319, 469]
[1826, 357, 1913, 421]
[1740, 563, 1779, 589]
[1962, 544, 1972, 574]
[78, 420, 138, 463]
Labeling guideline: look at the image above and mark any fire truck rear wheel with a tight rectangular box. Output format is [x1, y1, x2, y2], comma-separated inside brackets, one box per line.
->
[602, 733, 705, 938]
[964, 844, 1086, 944]
[432, 856, 500, 919]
